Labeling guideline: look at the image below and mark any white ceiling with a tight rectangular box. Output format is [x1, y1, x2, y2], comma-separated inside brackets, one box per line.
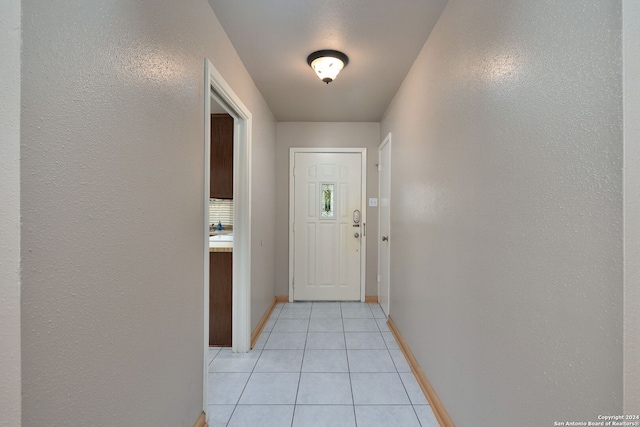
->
[207, 0, 448, 122]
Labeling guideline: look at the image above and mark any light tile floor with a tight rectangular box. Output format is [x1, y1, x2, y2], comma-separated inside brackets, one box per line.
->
[207, 302, 440, 427]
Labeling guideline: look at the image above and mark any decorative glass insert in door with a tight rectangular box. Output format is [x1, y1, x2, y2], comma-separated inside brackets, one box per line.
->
[320, 183, 335, 219]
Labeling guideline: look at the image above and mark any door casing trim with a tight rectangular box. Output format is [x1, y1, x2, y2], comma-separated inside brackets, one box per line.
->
[288, 147, 367, 302]
[203, 59, 252, 412]
[378, 133, 392, 316]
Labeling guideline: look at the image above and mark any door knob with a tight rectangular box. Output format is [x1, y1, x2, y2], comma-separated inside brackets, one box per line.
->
[354, 232, 360, 238]
[381, 236, 389, 241]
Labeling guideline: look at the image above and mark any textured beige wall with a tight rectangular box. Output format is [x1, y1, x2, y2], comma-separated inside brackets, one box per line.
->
[623, 0, 640, 415]
[381, 0, 623, 424]
[249, 102, 278, 330]
[20, 1, 276, 425]
[0, 0, 21, 425]
[275, 122, 380, 298]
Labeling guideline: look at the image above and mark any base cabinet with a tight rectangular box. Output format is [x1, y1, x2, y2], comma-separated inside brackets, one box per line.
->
[209, 252, 232, 347]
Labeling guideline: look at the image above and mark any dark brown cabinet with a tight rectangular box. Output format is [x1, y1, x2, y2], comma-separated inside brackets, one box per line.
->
[209, 252, 232, 347]
[210, 114, 234, 199]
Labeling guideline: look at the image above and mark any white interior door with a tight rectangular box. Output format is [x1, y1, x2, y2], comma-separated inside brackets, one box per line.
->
[378, 135, 391, 316]
[291, 151, 364, 301]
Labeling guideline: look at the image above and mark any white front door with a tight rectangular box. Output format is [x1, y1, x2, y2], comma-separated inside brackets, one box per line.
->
[291, 150, 365, 301]
[378, 134, 391, 316]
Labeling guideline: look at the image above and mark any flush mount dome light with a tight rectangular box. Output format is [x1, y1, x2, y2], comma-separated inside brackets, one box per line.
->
[307, 50, 349, 84]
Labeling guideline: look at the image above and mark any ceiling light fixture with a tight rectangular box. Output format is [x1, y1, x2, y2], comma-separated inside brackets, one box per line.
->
[307, 50, 349, 84]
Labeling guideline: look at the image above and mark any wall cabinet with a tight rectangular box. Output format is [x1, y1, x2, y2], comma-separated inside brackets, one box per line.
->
[209, 252, 232, 347]
[210, 114, 234, 199]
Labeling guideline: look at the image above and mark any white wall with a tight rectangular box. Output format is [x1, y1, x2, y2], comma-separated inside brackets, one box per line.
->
[381, 0, 623, 425]
[0, 0, 21, 425]
[275, 122, 380, 297]
[624, 0, 640, 415]
[20, 1, 276, 425]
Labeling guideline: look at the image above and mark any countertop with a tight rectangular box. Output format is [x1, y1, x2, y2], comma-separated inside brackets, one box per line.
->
[209, 229, 233, 252]
[209, 243, 232, 253]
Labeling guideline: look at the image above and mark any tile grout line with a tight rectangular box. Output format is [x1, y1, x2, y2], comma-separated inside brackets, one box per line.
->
[341, 304, 359, 427]
[226, 310, 270, 427]
[291, 302, 310, 427]
[223, 303, 282, 426]
[378, 304, 425, 427]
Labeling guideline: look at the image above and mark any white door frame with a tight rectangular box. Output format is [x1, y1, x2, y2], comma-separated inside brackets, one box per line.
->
[378, 133, 391, 316]
[288, 147, 367, 302]
[203, 59, 252, 410]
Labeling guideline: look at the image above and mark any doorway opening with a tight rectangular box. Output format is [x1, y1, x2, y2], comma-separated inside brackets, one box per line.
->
[203, 59, 253, 411]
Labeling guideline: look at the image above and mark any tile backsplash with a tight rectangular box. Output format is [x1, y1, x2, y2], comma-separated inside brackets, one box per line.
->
[209, 198, 233, 228]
